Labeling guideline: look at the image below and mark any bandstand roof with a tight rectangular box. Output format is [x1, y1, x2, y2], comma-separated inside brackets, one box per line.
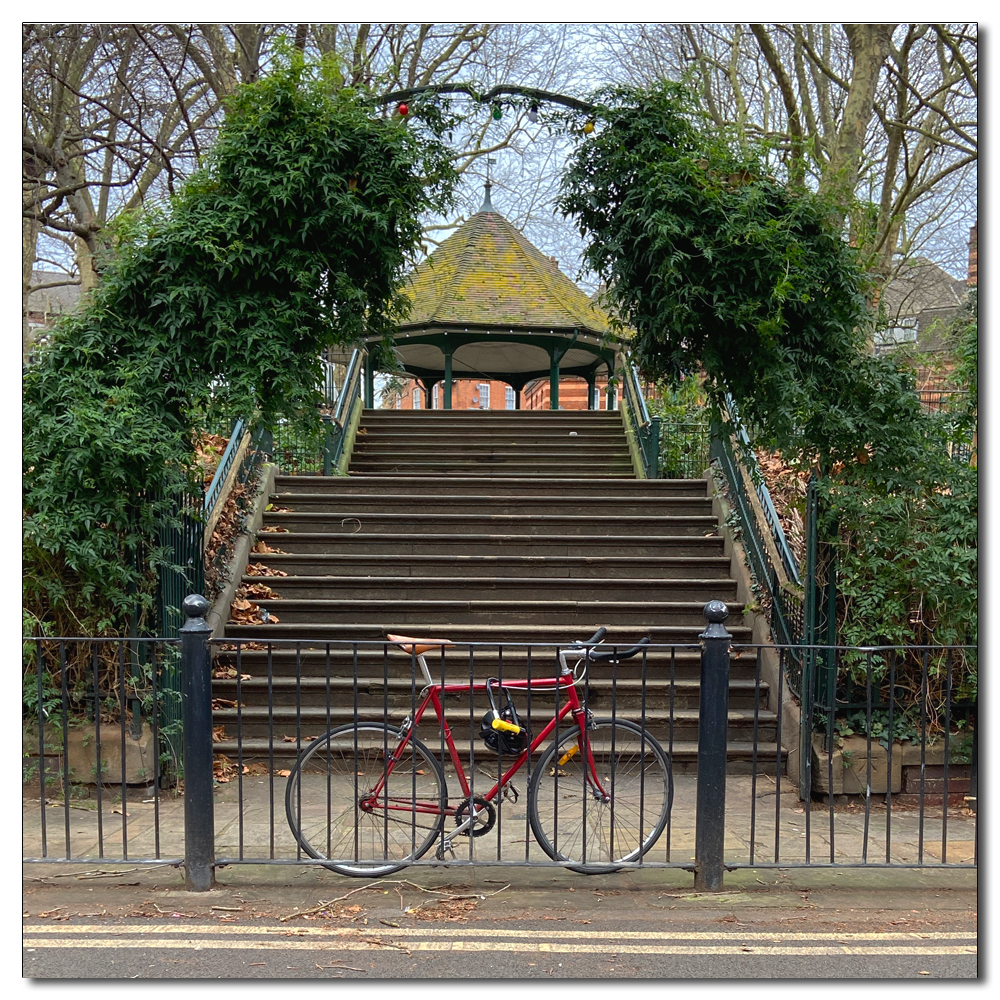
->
[367, 184, 622, 388]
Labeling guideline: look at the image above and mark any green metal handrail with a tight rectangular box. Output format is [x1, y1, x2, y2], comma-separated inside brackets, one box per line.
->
[323, 348, 366, 474]
[719, 394, 801, 586]
[620, 359, 660, 479]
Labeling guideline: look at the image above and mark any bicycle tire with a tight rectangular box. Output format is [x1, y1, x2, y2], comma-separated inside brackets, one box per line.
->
[285, 723, 448, 877]
[528, 718, 673, 874]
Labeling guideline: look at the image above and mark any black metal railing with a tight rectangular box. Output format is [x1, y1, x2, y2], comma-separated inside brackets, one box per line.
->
[23, 635, 183, 866]
[24, 600, 977, 885]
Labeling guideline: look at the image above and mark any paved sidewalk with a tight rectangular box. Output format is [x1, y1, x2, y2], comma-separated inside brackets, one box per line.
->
[23, 775, 978, 977]
[23, 771, 978, 869]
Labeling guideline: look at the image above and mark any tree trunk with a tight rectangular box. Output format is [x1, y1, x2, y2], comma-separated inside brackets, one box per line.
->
[22, 215, 39, 362]
[818, 24, 895, 212]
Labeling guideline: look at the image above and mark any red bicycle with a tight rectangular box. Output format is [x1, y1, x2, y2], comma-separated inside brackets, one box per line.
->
[284, 627, 673, 876]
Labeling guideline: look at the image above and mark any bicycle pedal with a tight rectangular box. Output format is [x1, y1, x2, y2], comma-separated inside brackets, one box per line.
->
[434, 838, 456, 861]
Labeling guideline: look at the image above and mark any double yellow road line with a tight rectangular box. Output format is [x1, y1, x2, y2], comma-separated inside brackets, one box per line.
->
[23, 925, 977, 957]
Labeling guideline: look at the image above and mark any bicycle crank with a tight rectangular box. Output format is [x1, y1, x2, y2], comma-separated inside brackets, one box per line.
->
[453, 796, 496, 837]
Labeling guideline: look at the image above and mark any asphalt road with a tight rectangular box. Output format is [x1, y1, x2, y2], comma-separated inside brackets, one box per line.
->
[23, 919, 977, 979]
[22, 862, 978, 981]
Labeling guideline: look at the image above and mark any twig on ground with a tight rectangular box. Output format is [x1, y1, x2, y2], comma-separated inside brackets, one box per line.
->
[279, 878, 511, 922]
[26, 866, 157, 882]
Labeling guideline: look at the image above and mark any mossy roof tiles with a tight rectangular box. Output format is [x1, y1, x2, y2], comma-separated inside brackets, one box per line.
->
[398, 208, 613, 335]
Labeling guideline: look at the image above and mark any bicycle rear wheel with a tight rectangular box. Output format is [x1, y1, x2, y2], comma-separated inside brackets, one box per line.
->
[528, 719, 672, 874]
[285, 723, 447, 877]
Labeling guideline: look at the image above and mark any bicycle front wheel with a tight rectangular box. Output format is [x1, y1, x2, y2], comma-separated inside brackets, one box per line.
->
[285, 723, 447, 877]
[528, 719, 673, 874]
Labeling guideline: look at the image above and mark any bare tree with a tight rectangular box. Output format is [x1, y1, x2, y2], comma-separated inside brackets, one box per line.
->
[587, 23, 977, 282]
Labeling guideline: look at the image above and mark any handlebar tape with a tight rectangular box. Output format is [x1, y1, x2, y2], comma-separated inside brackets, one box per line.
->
[586, 636, 652, 662]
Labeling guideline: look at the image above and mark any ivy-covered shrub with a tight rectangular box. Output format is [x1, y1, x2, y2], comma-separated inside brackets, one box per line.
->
[558, 82, 977, 726]
[819, 294, 978, 717]
[558, 82, 951, 484]
[23, 55, 457, 636]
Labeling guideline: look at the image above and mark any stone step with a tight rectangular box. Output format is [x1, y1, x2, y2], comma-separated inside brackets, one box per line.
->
[355, 429, 629, 443]
[269, 494, 713, 517]
[260, 512, 720, 536]
[244, 598, 741, 627]
[212, 647, 758, 682]
[212, 737, 787, 773]
[213, 675, 769, 711]
[348, 462, 636, 477]
[211, 705, 777, 746]
[247, 575, 738, 603]
[354, 437, 631, 452]
[351, 437, 629, 458]
[275, 476, 708, 497]
[258, 532, 725, 557]
[222, 621, 752, 644]
[245, 554, 734, 580]
[360, 411, 625, 424]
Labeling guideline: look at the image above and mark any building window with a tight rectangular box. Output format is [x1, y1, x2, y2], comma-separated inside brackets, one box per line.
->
[874, 319, 918, 356]
[413, 386, 422, 409]
[476, 383, 490, 409]
[505, 386, 516, 410]
[433, 383, 439, 409]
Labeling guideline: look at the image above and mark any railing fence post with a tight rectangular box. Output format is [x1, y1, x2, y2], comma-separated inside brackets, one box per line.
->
[322, 414, 334, 476]
[695, 600, 732, 891]
[180, 594, 216, 890]
[649, 415, 661, 479]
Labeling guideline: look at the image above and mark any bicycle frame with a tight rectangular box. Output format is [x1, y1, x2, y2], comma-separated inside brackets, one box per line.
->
[361, 647, 609, 835]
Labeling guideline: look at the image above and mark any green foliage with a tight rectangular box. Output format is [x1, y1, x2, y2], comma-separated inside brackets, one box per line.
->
[645, 375, 711, 479]
[558, 83, 942, 475]
[950, 288, 978, 444]
[558, 82, 976, 718]
[23, 55, 458, 635]
[818, 293, 978, 658]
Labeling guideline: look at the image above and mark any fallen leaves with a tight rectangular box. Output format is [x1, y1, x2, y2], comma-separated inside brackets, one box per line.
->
[753, 448, 809, 568]
[213, 755, 239, 781]
[229, 597, 280, 625]
[245, 561, 288, 578]
[238, 582, 282, 601]
[213, 666, 253, 680]
[216, 640, 267, 653]
[192, 432, 230, 486]
[214, 755, 274, 781]
[252, 540, 287, 555]
[408, 898, 479, 921]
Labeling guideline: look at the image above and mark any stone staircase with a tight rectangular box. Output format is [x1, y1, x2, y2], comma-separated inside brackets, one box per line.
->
[214, 409, 782, 772]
